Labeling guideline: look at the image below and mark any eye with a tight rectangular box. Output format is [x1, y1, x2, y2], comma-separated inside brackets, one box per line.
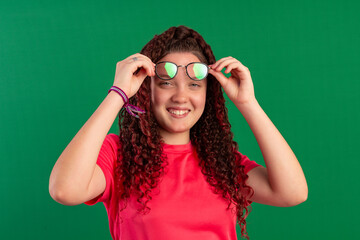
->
[159, 81, 172, 86]
[190, 83, 201, 87]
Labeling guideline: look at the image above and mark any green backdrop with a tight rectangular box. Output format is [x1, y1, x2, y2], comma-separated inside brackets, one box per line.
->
[1, 0, 359, 239]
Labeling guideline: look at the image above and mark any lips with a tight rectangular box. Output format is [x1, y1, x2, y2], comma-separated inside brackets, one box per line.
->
[167, 108, 190, 117]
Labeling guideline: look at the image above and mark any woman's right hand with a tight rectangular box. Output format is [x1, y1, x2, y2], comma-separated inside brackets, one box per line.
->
[113, 53, 155, 98]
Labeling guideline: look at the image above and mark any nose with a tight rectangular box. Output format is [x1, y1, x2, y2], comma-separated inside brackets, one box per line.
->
[171, 84, 188, 104]
[171, 70, 189, 104]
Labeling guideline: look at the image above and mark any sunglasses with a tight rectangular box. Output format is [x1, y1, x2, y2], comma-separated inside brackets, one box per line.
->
[155, 61, 210, 81]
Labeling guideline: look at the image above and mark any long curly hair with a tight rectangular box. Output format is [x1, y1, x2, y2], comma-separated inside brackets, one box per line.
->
[114, 25, 255, 239]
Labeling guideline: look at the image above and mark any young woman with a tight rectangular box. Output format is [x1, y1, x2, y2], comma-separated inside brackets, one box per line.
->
[49, 25, 308, 240]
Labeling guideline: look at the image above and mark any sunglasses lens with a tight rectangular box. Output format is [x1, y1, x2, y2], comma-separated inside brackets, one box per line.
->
[188, 63, 208, 80]
[156, 62, 177, 79]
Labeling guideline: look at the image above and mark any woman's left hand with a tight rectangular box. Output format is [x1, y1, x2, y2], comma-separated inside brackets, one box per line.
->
[209, 57, 256, 106]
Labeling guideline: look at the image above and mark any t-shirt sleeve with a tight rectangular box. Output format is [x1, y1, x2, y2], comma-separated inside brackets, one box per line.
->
[84, 133, 120, 206]
[237, 152, 261, 174]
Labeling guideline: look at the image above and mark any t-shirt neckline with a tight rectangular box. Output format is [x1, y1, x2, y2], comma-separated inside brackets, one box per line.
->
[161, 141, 193, 153]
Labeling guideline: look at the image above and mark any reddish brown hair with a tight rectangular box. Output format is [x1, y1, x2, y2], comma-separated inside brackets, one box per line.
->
[115, 25, 254, 239]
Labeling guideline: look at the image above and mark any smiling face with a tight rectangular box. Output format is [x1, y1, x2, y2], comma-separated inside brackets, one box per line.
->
[151, 52, 207, 144]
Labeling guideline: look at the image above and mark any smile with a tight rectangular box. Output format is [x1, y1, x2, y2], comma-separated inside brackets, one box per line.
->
[167, 109, 190, 117]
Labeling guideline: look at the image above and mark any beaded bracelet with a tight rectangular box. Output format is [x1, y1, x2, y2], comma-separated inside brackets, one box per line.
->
[108, 86, 145, 118]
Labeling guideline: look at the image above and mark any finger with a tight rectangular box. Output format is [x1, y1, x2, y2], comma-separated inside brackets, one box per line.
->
[139, 61, 155, 77]
[211, 57, 237, 70]
[224, 62, 242, 74]
[126, 53, 141, 62]
[130, 59, 155, 77]
[209, 68, 228, 87]
[135, 53, 156, 66]
[210, 56, 233, 69]
[213, 59, 239, 72]
[211, 56, 249, 71]
[136, 53, 156, 68]
[233, 59, 249, 71]
[217, 57, 250, 74]
[232, 61, 250, 73]
[134, 67, 149, 81]
[127, 53, 155, 67]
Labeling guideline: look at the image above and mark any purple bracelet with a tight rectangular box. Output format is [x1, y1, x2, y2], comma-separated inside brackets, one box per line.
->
[108, 86, 145, 118]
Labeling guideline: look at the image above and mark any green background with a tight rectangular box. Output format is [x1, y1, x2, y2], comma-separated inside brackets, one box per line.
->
[1, 0, 359, 239]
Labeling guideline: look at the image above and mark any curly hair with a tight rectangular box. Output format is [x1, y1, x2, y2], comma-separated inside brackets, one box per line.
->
[114, 25, 255, 240]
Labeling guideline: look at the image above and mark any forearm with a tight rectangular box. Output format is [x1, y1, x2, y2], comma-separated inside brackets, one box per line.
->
[49, 91, 124, 198]
[236, 99, 308, 202]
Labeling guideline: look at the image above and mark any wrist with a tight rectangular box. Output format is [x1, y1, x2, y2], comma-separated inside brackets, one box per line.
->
[107, 85, 145, 118]
[107, 91, 125, 109]
[234, 98, 260, 115]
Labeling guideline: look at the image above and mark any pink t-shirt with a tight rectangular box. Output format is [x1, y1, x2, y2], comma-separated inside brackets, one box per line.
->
[84, 134, 261, 240]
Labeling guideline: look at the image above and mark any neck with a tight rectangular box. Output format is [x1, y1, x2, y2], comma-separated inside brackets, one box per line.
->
[159, 129, 190, 145]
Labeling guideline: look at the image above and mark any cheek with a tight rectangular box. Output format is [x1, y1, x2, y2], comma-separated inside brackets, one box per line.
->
[150, 81, 162, 107]
[150, 79, 156, 104]
[151, 88, 167, 109]
[194, 92, 207, 109]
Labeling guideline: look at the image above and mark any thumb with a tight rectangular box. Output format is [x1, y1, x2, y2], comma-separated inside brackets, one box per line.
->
[209, 69, 228, 87]
[134, 68, 149, 81]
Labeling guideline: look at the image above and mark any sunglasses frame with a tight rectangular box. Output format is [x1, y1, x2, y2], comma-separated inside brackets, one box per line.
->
[155, 61, 210, 81]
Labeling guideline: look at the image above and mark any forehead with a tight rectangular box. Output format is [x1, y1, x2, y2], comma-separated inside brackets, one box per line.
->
[158, 52, 201, 65]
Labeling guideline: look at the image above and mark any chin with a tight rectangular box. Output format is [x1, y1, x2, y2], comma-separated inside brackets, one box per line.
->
[161, 123, 192, 134]
[167, 127, 190, 134]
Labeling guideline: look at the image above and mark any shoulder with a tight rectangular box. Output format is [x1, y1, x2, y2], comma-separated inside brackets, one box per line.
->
[103, 133, 120, 150]
[235, 151, 261, 174]
[97, 134, 121, 164]
[106, 133, 120, 141]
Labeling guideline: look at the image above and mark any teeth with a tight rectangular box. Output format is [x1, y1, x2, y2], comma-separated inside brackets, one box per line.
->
[168, 109, 189, 116]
